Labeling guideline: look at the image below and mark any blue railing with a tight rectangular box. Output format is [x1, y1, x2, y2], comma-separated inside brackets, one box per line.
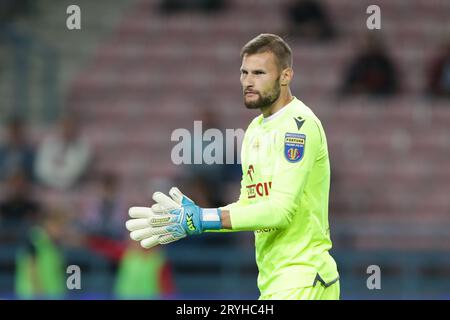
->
[0, 244, 449, 299]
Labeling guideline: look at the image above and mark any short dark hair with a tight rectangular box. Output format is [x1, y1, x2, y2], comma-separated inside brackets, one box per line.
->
[240, 33, 293, 70]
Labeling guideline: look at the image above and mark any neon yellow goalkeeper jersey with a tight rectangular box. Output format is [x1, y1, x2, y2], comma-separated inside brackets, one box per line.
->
[226, 97, 339, 295]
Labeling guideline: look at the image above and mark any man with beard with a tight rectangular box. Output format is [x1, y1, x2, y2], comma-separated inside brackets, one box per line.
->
[126, 34, 339, 300]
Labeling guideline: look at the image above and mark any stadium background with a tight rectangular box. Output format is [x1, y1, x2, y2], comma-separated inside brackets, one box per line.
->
[0, 0, 449, 299]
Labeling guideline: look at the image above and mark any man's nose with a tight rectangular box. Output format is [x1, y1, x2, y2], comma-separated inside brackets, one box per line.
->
[242, 76, 254, 87]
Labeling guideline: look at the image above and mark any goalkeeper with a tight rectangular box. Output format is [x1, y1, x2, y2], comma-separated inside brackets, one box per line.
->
[126, 34, 340, 300]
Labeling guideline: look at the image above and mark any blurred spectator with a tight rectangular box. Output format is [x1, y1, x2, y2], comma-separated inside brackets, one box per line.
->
[114, 241, 175, 299]
[180, 108, 230, 207]
[15, 211, 66, 299]
[181, 174, 216, 208]
[286, 0, 335, 41]
[340, 34, 399, 97]
[79, 171, 127, 260]
[73, 171, 128, 278]
[0, 170, 40, 231]
[35, 114, 91, 190]
[222, 139, 242, 191]
[174, 107, 241, 246]
[0, 0, 34, 26]
[79, 171, 127, 240]
[0, 117, 35, 183]
[178, 173, 239, 247]
[159, 0, 225, 14]
[426, 41, 450, 98]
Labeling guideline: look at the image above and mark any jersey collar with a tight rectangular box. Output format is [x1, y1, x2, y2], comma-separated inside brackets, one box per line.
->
[260, 96, 297, 127]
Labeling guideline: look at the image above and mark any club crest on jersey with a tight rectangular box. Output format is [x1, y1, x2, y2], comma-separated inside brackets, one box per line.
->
[284, 133, 305, 163]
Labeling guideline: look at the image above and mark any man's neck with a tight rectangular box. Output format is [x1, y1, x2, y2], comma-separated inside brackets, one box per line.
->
[261, 92, 293, 118]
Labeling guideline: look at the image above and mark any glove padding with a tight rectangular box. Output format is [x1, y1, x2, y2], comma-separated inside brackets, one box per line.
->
[126, 187, 205, 249]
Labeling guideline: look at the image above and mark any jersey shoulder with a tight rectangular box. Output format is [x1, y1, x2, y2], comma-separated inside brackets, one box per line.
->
[280, 99, 328, 162]
[246, 114, 263, 131]
[281, 99, 324, 136]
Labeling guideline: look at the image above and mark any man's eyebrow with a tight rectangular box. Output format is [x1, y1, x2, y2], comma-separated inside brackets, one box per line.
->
[240, 68, 266, 73]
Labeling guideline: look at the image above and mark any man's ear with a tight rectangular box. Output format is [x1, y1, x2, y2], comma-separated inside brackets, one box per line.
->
[280, 68, 293, 86]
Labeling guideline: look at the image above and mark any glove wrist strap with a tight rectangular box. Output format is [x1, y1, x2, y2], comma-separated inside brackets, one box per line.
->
[201, 208, 222, 230]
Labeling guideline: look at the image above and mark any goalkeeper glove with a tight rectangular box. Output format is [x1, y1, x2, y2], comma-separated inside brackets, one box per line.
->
[126, 187, 222, 249]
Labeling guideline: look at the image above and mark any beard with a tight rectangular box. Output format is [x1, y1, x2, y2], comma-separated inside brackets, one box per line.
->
[244, 79, 281, 110]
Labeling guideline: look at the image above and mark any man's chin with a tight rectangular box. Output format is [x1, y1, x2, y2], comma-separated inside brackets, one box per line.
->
[244, 98, 261, 109]
[244, 103, 261, 109]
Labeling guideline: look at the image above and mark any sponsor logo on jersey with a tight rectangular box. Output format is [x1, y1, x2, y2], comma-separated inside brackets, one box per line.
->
[247, 165, 255, 182]
[256, 228, 278, 234]
[284, 132, 306, 163]
[246, 181, 272, 199]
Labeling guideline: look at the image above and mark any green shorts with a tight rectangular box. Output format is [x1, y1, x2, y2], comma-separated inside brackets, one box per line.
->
[259, 280, 340, 300]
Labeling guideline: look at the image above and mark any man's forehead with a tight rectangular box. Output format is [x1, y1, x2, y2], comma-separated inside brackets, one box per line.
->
[241, 52, 278, 69]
